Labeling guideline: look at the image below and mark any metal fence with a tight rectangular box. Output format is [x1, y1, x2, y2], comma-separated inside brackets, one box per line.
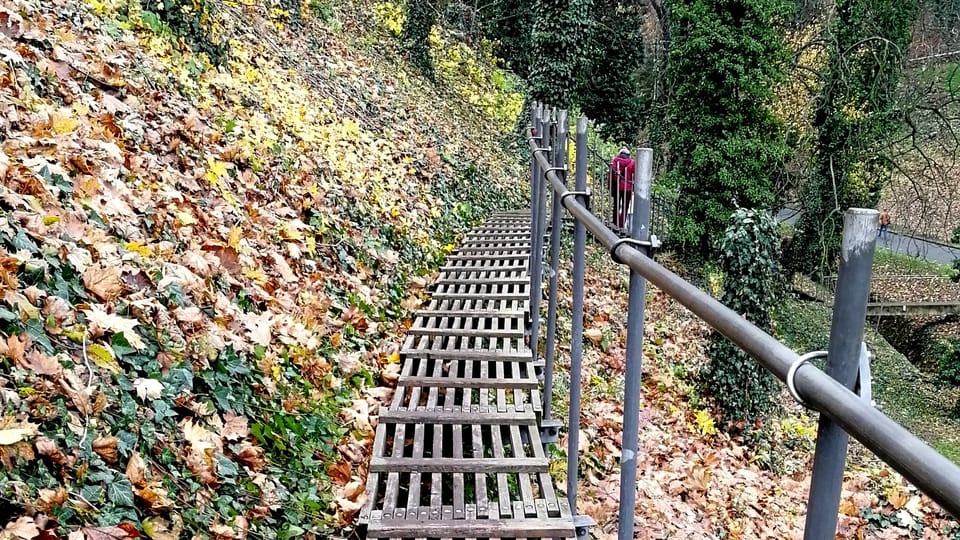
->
[576, 128, 674, 242]
[525, 103, 960, 540]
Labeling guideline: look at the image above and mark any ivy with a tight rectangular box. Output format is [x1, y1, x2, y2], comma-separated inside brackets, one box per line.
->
[701, 208, 782, 427]
[528, 0, 592, 109]
[789, 0, 918, 275]
[137, 0, 229, 65]
[662, 0, 791, 257]
[402, 0, 441, 79]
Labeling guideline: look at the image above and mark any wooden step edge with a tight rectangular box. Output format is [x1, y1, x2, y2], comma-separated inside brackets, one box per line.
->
[369, 457, 550, 474]
[397, 375, 539, 389]
[399, 350, 532, 362]
[378, 409, 536, 425]
[366, 517, 575, 538]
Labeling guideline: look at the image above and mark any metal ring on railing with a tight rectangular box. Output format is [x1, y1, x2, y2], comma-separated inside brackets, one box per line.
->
[610, 237, 652, 264]
[787, 351, 828, 408]
[532, 147, 552, 156]
[543, 166, 568, 175]
[559, 191, 590, 210]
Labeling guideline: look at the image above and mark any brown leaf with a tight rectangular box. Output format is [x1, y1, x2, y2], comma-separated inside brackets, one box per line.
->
[82, 525, 139, 540]
[36, 487, 68, 513]
[126, 452, 147, 487]
[221, 412, 249, 442]
[82, 263, 124, 302]
[92, 436, 118, 463]
[0, 8, 24, 40]
[336, 351, 362, 377]
[381, 362, 401, 386]
[234, 442, 266, 471]
[2, 516, 40, 539]
[328, 460, 351, 486]
[135, 485, 174, 511]
[1, 333, 29, 364]
[202, 245, 241, 274]
[35, 436, 66, 465]
[18, 349, 61, 376]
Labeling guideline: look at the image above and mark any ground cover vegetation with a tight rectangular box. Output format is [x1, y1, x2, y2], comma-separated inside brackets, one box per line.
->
[0, 0, 525, 536]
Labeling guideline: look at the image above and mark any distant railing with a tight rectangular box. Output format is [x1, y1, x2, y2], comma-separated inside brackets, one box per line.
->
[525, 103, 960, 540]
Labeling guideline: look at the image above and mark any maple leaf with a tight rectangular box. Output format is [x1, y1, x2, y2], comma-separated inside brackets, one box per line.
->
[81, 526, 139, 540]
[133, 378, 164, 401]
[336, 351, 362, 376]
[221, 412, 249, 442]
[17, 349, 61, 376]
[83, 305, 147, 350]
[82, 263, 124, 301]
[2, 517, 39, 540]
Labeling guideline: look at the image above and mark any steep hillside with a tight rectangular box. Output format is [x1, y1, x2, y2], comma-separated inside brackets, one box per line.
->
[0, 0, 524, 537]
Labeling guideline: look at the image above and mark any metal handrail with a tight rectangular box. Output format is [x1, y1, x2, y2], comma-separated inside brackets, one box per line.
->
[526, 119, 960, 521]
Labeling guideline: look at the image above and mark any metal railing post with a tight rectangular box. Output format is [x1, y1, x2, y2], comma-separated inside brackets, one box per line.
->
[567, 117, 594, 540]
[541, 110, 567, 446]
[529, 105, 546, 370]
[617, 148, 653, 540]
[803, 208, 879, 539]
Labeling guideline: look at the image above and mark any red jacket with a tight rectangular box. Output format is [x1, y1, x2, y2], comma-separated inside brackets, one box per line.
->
[609, 156, 635, 191]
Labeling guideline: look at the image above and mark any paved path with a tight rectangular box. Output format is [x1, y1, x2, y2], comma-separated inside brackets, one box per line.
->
[777, 207, 960, 264]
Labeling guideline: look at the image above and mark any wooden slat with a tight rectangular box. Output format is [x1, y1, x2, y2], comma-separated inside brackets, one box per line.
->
[407, 326, 524, 339]
[414, 309, 526, 318]
[398, 376, 538, 389]
[399, 350, 532, 362]
[368, 457, 549, 474]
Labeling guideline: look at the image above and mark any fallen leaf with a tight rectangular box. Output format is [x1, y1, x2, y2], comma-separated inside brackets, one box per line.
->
[222, 412, 249, 442]
[336, 351, 362, 376]
[83, 263, 124, 301]
[2, 517, 39, 540]
[126, 452, 147, 487]
[83, 305, 147, 350]
[133, 378, 164, 401]
[34, 435, 66, 464]
[82, 526, 138, 540]
[92, 436, 118, 463]
[18, 349, 61, 376]
[0, 425, 38, 446]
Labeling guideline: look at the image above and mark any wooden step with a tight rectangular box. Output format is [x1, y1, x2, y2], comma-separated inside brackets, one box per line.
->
[378, 409, 536, 425]
[398, 375, 539, 389]
[366, 517, 575, 538]
[370, 456, 549, 473]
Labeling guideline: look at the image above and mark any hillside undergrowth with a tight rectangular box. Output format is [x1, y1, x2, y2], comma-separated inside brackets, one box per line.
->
[0, 0, 524, 537]
[550, 243, 960, 538]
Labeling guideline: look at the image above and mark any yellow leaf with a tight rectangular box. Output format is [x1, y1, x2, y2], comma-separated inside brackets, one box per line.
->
[176, 211, 197, 226]
[51, 110, 78, 134]
[125, 241, 152, 257]
[227, 226, 243, 249]
[88, 343, 121, 374]
[205, 160, 228, 184]
[43, 216, 61, 226]
[243, 268, 267, 284]
[387, 352, 400, 364]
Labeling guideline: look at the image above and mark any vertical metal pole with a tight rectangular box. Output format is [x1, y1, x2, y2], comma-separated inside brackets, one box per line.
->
[567, 117, 589, 512]
[617, 148, 652, 540]
[529, 106, 544, 365]
[803, 208, 879, 540]
[542, 110, 567, 435]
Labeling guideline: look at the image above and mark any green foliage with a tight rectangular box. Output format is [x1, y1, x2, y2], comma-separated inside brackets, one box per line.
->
[528, 0, 592, 108]
[402, 0, 440, 79]
[138, 0, 229, 65]
[790, 0, 918, 275]
[952, 225, 960, 245]
[481, 0, 533, 78]
[576, 0, 646, 142]
[662, 0, 791, 256]
[701, 208, 781, 427]
[934, 338, 960, 385]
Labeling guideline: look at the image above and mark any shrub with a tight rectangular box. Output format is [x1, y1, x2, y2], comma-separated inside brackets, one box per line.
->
[935, 338, 960, 385]
[139, 0, 229, 64]
[701, 208, 782, 427]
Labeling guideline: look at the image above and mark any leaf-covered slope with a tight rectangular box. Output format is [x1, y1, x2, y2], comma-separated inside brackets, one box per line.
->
[0, 0, 523, 536]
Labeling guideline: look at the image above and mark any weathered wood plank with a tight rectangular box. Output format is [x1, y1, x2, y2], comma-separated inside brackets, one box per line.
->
[397, 376, 539, 390]
[413, 309, 526, 318]
[399, 350, 532, 362]
[370, 457, 549, 473]
[379, 409, 536, 425]
[407, 326, 525, 339]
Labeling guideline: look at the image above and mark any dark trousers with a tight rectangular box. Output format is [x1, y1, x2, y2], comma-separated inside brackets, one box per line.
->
[610, 184, 632, 229]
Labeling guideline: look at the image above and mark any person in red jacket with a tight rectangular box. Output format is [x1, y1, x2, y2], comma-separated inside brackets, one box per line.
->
[608, 147, 635, 229]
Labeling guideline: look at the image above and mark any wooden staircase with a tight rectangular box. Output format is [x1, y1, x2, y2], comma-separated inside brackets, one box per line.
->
[359, 212, 576, 539]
